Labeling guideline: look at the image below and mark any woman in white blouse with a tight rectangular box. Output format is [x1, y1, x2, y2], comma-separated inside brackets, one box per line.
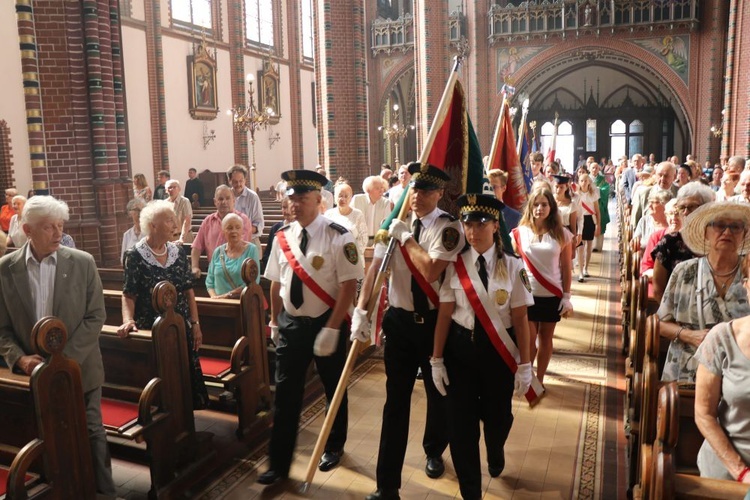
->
[7, 195, 27, 247]
[325, 181, 368, 263]
[576, 173, 601, 282]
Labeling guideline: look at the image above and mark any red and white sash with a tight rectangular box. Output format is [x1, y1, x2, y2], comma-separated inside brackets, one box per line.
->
[398, 243, 440, 307]
[454, 253, 544, 406]
[581, 201, 596, 216]
[511, 229, 563, 299]
[276, 230, 352, 320]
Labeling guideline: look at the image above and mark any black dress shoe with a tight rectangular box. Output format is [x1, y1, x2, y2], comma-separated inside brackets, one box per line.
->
[318, 449, 343, 472]
[488, 450, 505, 478]
[257, 469, 286, 485]
[365, 488, 400, 500]
[425, 456, 445, 479]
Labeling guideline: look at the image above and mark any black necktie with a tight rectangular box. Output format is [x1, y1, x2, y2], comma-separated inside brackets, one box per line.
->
[291, 228, 308, 309]
[411, 219, 429, 315]
[477, 255, 488, 291]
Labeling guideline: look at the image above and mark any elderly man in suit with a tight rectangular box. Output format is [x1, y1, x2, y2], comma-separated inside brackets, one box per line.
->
[0, 195, 115, 496]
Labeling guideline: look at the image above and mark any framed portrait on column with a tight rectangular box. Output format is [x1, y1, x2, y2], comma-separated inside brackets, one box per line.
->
[188, 38, 219, 120]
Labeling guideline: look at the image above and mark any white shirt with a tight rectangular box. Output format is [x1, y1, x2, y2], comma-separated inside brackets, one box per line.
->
[386, 208, 464, 311]
[324, 207, 368, 262]
[265, 215, 364, 318]
[440, 246, 534, 329]
[25, 245, 57, 321]
[352, 194, 391, 237]
[387, 184, 406, 205]
[512, 225, 572, 298]
[8, 214, 27, 247]
[121, 226, 144, 264]
[233, 187, 264, 234]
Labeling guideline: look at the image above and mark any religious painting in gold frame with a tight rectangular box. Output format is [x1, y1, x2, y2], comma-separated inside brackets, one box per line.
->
[259, 58, 280, 124]
[188, 39, 219, 120]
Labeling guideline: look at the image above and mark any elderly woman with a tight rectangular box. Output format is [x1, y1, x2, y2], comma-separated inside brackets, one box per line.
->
[652, 182, 715, 300]
[324, 181, 368, 261]
[352, 175, 391, 241]
[206, 213, 260, 299]
[641, 199, 678, 278]
[117, 200, 208, 409]
[694, 254, 750, 482]
[633, 190, 672, 249]
[676, 164, 693, 188]
[716, 172, 739, 202]
[0, 188, 17, 232]
[7, 195, 27, 247]
[657, 201, 750, 383]
[120, 198, 146, 264]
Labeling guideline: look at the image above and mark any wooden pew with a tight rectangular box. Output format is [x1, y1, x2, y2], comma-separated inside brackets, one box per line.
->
[0, 317, 97, 499]
[99, 281, 214, 498]
[101, 262, 273, 443]
[640, 383, 750, 499]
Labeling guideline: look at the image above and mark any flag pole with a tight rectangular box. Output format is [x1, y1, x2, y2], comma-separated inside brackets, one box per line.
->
[516, 98, 530, 157]
[300, 56, 464, 493]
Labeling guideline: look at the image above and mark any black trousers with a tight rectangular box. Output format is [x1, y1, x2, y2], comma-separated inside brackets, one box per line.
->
[268, 309, 349, 476]
[444, 323, 515, 500]
[376, 307, 449, 490]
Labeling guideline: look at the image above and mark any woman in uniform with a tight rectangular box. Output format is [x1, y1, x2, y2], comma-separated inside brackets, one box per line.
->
[431, 194, 534, 499]
[511, 185, 574, 386]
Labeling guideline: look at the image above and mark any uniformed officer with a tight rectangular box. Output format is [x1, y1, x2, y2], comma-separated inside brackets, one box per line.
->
[258, 169, 364, 485]
[351, 162, 465, 500]
[432, 194, 534, 499]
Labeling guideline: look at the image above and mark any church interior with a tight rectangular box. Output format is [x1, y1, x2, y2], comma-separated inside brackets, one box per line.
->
[1, 0, 750, 498]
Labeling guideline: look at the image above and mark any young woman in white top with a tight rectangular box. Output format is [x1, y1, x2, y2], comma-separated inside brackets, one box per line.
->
[432, 194, 533, 498]
[511, 185, 574, 385]
[576, 173, 601, 281]
[553, 175, 580, 247]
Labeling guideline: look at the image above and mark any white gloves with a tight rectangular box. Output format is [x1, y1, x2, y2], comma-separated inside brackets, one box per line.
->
[314, 327, 340, 357]
[269, 325, 280, 346]
[514, 363, 532, 397]
[430, 357, 449, 396]
[388, 219, 413, 245]
[558, 292, 573, 318]
[373, 242, 387, 260]
[349, 307, 371, 343]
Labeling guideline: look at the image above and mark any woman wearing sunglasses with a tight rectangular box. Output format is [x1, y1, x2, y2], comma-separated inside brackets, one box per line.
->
[657, 201, 750, 383]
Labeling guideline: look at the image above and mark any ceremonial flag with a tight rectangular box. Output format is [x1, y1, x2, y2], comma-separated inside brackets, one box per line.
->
[518, 123, 534, 194]
[546, 114, 559, 165]
[486, 98, 528, 211]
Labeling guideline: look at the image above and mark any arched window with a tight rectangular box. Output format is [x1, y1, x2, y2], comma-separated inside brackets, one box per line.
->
[610, 119, 643, 159]
[172, 0, 212, 32]
[540, 120, 574, 172]
[246, 0, 274, 47]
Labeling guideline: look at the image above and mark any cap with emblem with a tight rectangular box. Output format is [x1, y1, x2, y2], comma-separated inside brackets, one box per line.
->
[457, 194, 504, 223]
[407, 162, 451, 190]
[282, 169, 329, 195]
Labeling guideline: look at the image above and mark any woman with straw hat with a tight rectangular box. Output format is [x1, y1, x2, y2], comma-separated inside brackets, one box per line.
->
[657, 201, 750, 383]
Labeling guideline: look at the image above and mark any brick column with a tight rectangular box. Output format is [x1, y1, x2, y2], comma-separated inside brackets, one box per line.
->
[14, 0, 133, 265]
[724, 0, 750, 157]
[144, 0, 168, 175]
[285, 0, 304, 169]
[465, 0, 491, 151]
[412, 0, 451, 153]
[314, 0, 369, 188]
[227, 0, 248, 167]
[695, 0, 729, 163]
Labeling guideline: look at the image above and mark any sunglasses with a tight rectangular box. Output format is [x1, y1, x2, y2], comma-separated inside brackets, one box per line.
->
[707, 221, 747, 235]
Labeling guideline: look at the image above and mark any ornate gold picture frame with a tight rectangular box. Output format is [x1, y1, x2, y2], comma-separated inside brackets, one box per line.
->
[259, 58, 280, 124]
[188, 38, 219, 120]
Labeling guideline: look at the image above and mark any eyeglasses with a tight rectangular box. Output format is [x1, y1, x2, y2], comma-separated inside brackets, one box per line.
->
[675, 203, 701, 214]
[707, 221, 747, 235]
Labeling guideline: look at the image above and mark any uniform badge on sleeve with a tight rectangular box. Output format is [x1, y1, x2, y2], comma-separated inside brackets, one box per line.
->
[343, 242, 359, 265]
[442, 227, 460, 251]
[520, 269, 532, 292]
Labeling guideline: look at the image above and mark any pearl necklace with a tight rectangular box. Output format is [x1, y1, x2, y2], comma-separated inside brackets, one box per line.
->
[148, 244, 167, 257]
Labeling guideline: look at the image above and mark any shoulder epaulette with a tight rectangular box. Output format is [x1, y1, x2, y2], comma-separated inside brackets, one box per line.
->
[439, 213, 457, 222]
[328, 222, 349, 234]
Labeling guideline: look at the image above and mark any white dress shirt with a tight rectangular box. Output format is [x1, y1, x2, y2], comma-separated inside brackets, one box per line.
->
[25, 245, 57, 321]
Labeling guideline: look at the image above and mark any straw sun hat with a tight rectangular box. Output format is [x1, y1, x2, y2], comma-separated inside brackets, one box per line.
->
[680, 201, 750, 256]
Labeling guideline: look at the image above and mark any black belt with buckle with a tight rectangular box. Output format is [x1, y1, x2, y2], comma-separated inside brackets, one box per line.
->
[413, 313, 425, 324]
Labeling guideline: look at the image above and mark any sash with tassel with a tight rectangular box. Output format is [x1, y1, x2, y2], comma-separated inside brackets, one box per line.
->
[454, 253, 544, 405]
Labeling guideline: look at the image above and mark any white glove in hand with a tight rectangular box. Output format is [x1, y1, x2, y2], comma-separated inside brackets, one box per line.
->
[349, 307, 371, 343]
[313, 327, 340, 357]
[430, 357, 449, 396]
[269, 325, 280, 346]
[514, 362, 532, 397]
[558, 292, 574, 318]
[373, 242, 387, 260]
[388, 219, 413, 245]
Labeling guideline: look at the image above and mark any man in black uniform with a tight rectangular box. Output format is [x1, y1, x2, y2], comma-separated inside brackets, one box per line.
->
[259, 169, 364, 485]
[351, 163, 465, 500]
